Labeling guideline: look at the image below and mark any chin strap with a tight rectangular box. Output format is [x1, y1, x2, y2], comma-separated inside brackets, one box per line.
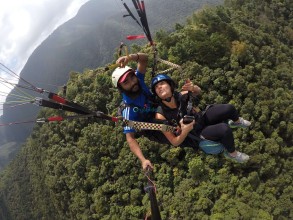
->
[163, 95, 173, 102]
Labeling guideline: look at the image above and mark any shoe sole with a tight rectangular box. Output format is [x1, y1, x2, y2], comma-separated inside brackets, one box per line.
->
[223, 152, 249, 163]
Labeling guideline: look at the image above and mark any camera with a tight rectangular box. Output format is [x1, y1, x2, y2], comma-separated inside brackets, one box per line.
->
[183, 115, 195, 124]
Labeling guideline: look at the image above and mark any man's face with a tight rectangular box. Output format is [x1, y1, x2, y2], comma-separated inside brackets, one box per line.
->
[119, 71, 140, 93]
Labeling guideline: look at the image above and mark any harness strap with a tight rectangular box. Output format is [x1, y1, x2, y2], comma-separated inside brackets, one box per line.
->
[187, 133, 203, 142]
[156, 57, 182, 70]
[186, 92, 193, 116]
[153, 57, 182, 75]
[156, 67, 178, 75]
[144, 166, 161, 220]
[123, 119, 175, 132]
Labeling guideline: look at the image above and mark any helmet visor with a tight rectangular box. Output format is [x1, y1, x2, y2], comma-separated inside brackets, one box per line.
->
[118, 69, 135, 84]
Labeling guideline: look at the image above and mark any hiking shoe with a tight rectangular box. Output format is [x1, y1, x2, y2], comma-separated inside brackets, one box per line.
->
[228, 117, 251, 128]
[224, 151, 250, 163]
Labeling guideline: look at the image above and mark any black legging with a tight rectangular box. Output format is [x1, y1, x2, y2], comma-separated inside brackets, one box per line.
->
[200, 104, 239, 153]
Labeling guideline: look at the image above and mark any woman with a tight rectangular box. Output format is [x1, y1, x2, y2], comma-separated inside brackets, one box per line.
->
[151, 74, 250, 163]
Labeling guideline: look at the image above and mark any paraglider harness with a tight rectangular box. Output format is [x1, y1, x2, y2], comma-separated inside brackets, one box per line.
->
[156, 91, 202, 138]
[182, 94, 225, 154]
[158, 91, 225, 154]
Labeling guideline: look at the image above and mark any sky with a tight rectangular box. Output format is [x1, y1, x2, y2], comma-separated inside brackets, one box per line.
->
[0, 0, 90, 115]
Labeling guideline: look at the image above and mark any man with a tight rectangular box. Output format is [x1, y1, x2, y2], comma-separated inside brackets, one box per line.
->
[112, 53, 160, 170]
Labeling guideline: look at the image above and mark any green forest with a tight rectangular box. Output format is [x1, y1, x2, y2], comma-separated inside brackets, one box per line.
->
[0, 0, 292, 219]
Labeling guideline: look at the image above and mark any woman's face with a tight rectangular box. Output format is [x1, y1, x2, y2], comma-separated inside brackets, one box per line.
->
[155, 81, 172, 99]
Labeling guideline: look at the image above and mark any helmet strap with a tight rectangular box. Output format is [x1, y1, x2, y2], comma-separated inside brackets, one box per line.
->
[162, 94, 173, 102]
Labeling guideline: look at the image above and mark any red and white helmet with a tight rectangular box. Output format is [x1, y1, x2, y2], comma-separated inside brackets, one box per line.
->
[111, 66, 133, 87]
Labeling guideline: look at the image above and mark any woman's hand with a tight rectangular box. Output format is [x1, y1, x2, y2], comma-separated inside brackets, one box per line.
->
[179, 118, 195, 133]
[182, 79, 201, 95]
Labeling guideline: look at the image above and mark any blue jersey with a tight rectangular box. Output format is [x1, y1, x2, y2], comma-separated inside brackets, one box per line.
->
[121, 70, 153, 134]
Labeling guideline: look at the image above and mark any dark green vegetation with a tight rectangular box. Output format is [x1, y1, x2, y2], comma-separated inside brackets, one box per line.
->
[0, 0, 292, 219]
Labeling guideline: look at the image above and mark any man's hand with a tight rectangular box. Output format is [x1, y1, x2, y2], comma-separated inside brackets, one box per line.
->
[142, 159, 153, 170]
[116, 55, 129, 67]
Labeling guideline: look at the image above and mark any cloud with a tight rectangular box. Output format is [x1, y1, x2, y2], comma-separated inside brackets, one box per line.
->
[1, 0, 89, 74]
[0, 0, 90, 115]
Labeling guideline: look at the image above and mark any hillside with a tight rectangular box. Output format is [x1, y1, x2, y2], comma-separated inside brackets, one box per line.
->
[0, 0, 222, 170]
[0, 0, 292, 219]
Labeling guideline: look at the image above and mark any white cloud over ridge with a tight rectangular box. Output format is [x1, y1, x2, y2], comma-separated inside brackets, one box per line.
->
[0, 0, 90, 115]
[0, 0, 90, 74]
